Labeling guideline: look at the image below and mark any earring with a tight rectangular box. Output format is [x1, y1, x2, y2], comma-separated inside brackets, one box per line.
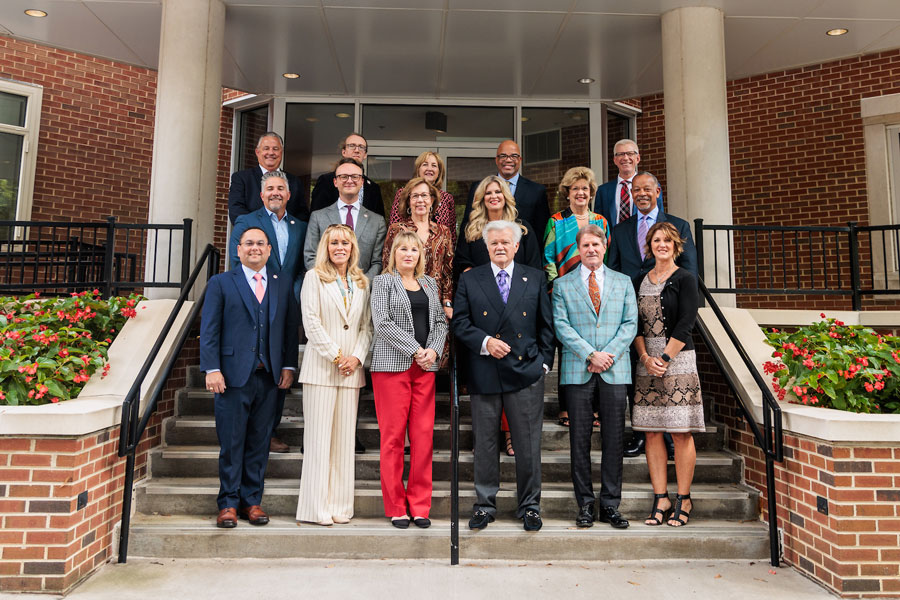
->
[407, 207, 412, 216]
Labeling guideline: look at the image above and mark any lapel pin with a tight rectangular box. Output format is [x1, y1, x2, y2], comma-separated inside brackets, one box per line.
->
[273, 274, 278, 279]
[523, 277, 528, 282]
[290, 220, 295, 225]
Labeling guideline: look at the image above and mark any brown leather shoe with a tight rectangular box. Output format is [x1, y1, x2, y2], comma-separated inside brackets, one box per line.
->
[270, 437, 289, 453]
[216, 507, 237, 528]
[239, 505, 270, 526]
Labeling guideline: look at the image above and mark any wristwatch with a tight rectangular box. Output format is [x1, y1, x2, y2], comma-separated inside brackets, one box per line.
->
[661, 353, 672, 363]
[443, 301, 452, 308]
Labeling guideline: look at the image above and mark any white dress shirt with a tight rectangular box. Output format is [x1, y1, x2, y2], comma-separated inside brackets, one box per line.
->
[336, 198, 361, 232]
[580, 263, 604, 298]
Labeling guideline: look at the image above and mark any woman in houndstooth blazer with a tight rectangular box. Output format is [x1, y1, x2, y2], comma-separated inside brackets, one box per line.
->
[296, 225, 372, 526]
[370, 230, 448, 529]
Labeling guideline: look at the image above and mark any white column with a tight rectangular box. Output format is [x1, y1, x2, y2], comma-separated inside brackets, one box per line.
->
[145, 0, 224, 299]
[661, 5, 734, 304]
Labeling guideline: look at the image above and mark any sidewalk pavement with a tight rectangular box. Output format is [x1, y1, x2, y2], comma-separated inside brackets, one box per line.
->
[0, 558, 835, 599]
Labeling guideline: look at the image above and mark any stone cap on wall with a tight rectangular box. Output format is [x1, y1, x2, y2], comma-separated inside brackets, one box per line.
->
[698, 307, 900, 444]
[0, 299, 194, 436]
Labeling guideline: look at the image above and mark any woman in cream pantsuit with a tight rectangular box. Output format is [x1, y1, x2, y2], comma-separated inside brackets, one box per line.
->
[296, 224, 372, 526]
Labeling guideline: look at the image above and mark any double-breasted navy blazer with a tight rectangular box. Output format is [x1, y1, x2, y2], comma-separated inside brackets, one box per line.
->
[227, 167, 309, 225]
[199, 266, 300, 389]
[451, 262, 554, 395]
[229, 208, 308, 302]
[461, 175, 550, 243]
[595, 179, 664, 229]
[607, 211, 698, 278]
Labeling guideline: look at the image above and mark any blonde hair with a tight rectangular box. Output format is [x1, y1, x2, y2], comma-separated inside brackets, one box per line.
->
[558, 166, 598, 206]
[396, 177, 439, 220]
[313, 224, 368, 289]
[414, 151, 445, 188]
[464, 176, 527, 242]
[383, 230, 426, 278]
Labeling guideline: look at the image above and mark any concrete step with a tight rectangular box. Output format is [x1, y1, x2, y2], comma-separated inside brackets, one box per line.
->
[163, 415, 726, 453]
[126, 514, 770, 561]
[134, 478, 759, 521]
[149, 446, 742, 485]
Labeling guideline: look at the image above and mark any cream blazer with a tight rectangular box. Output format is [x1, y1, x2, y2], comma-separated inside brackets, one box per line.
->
[299, 270, 372, 388]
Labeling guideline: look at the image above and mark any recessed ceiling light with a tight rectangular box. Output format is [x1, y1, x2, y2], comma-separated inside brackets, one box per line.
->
[335, 112, 351, 119]
[826, 28, 848, 36]
[578, 77, 595, 85]
[520, 116, 530, 122]
[282, 72, 300, 79]
[305, 117, 319, 123]
[24, 9, 47, 17]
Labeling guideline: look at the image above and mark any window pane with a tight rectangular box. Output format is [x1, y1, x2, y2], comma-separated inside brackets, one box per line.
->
[283, 103, 356, 198]
[366, 154, 416, 217]
[237, 105, 269, 171]
[362, 105, 513, 143]
[0, 92, 26, 127]
[520, 107, 590, 215]
[446, 156, 498, 233]
[606, 111, 631, 182]
[0, 132, 23, 220]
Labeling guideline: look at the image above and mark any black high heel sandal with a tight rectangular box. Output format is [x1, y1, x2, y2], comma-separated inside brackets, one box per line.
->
[668, 493, 692, 527]
[645, 492, 670, 526]
[504, 431, 515, 457]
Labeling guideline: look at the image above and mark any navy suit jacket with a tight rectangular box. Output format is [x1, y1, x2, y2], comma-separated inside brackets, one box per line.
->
[607, 211, 698, 278]
[309, 172, 385, 216]
[229, 208, 308, 302]
[228, 167, 309, 225]
[461, 175, 550, 242]
[595, 179, 664, 228]
[199, 266, 300, 389]
[451, 263, 554, 395]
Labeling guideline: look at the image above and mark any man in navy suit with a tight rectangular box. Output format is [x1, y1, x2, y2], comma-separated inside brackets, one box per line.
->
[200, 227, 299, 528]
[452, 220, 555, 532]
[228, 132, 310, 225]
[309, 133, 384, 216]
[460, 140, 550, 239]
[595, 139, 663, 228]
[229, 170, 307, 453]
[607, 171, 696, 458]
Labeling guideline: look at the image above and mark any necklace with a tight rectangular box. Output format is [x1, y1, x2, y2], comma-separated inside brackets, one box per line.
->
[649, 263, 675, 285]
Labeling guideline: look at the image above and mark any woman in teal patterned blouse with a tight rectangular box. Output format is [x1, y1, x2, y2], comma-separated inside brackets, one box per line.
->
[542, 166, 610, 426]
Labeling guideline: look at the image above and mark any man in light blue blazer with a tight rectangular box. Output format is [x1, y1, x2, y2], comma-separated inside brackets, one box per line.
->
[229, 170, 307, 453]
[552, 223, 637, 529]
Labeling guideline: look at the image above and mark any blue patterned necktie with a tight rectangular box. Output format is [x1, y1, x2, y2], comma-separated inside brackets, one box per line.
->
[497, 269, 509, 304]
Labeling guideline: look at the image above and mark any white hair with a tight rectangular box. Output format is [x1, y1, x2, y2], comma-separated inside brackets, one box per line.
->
[482, 220, 522, 245]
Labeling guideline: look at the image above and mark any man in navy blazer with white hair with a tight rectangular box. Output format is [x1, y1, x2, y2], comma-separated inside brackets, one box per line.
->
[200, 226, 299, 529]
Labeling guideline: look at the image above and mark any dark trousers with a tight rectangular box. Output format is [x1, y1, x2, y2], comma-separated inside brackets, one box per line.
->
[215, 370, 277, 510]
[568, 373, 626, 508]
[471, 376, 544, 518]
[272, 388, 286, 436]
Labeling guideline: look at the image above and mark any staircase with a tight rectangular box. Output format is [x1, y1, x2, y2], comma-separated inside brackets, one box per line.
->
[127, 351, 770, 560]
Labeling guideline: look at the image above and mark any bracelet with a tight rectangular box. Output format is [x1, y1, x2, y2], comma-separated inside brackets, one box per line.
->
[639, 352, 649, 363]
[332, 349, 343, 365]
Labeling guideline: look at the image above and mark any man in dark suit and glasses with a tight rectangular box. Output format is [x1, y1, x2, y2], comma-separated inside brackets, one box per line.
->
[594, 139, 663, 229]
[200, 226, 299, 529]
[309, 133, 385, 216]
[460, 140, 550, 240]
[452, 220, 555, 532]
[607, 171, 697, 458]
[227, 132, 309, 225]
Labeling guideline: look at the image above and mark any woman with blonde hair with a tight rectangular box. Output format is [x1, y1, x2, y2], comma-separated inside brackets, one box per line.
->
[296, 224, 372, 526]
[455, 175, 542, 276]
[389, 151, 457, 244]
[370, 231, 448, 528]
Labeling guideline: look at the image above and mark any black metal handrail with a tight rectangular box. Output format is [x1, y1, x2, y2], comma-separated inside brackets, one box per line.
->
[449, 340, 460, 565]
[0, 217, 192, 297]
[694, 277, 783, 566]
[116, 243, 221, 563]
[695, 219, 900, 310]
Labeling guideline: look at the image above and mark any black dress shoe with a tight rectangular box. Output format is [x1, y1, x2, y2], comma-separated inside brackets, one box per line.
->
[355, 435, 366, 454]
[468, 509, 494, 530]
[413, 517, 431, 529]
[623, 435, 645, 457]
[523, 509, 543, 531]
[596, 505, 629, 529]
[391, 518, 410, 529]
[576, 503, 595, 528]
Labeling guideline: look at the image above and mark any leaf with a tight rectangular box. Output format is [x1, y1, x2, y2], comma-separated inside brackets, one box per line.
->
[44, 379, 66, 398]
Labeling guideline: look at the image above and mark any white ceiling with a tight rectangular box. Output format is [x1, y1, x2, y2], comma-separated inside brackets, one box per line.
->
[3, 0, 900, 100]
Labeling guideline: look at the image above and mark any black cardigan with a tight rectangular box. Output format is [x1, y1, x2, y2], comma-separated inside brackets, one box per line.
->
[632, 267, 699, 350]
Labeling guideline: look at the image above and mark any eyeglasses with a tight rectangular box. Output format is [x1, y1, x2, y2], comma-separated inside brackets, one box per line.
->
[496, 153, 521, 161]
[613, 151, 639, 158]
[410, 193, 432, 201]
[344, 143, 367, 152]
[335, 174, 363, 182]
[240, 240, 268, 248]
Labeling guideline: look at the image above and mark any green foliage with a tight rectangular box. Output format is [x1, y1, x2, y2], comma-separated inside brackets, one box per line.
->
[763, 314, 900, 414]
[0, 290, 142, 406]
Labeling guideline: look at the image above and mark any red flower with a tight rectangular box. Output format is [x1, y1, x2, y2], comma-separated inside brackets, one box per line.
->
[864, 382, 874, 393]
[874, 381, 885, 391]
[820, 313, 826, 318]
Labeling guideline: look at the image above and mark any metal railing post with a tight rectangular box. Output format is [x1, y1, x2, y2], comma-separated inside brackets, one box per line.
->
[181, 219, 193, 288]
[450, 344, 460, 566]
[847, 222, 861, 311]
[694, 219, 706, 307]
[103, 216, 117, 297]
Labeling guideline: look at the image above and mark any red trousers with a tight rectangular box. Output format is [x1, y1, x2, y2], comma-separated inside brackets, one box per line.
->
[372, 364, 436, 518]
